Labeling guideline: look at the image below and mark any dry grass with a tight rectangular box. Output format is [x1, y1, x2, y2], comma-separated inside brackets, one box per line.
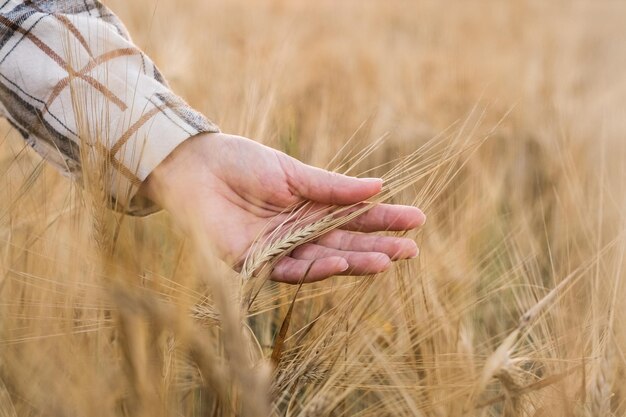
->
[1, 0, 626, 416]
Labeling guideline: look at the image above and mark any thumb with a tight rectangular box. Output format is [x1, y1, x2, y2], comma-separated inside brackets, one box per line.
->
[291, 162, 383, 205]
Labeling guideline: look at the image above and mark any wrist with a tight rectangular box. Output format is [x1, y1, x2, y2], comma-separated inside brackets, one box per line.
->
[137, 132, 223, 210]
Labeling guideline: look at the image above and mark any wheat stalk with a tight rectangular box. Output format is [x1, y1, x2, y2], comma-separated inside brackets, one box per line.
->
[242, 215, 336, 280]
[242, 113, 494, 292]
[588, 340, 614, 417]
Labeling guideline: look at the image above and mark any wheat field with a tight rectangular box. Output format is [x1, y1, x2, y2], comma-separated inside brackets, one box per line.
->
[1, 0, 626, 416]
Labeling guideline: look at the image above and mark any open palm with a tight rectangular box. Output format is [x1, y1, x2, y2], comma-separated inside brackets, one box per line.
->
[140, 133, 425, 283]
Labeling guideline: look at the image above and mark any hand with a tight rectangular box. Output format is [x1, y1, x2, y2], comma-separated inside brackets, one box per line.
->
[138, 133, 426, 283]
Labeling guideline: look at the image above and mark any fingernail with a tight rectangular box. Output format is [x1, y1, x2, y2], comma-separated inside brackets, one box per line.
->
[339, 259, 349, 271]
[361, 177, 383, 183]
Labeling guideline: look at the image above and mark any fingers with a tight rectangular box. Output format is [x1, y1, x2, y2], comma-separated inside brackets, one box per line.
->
[291, 244, 391, 276]
[342, 204, 426, 232]
[315, 230, 419, 260]
[271, 256, 349, 284]
[269, 231, 420, 284]
[290, 160, 383, 205]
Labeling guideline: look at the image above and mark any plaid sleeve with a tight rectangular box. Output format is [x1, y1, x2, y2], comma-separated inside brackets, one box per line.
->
[0, 0, 220, 216]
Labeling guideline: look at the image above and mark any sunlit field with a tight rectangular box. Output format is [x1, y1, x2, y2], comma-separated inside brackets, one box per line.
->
[1, 1, 626, 416]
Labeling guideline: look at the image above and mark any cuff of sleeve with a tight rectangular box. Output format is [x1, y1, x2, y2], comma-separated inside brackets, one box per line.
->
[108, 105, 219, 217]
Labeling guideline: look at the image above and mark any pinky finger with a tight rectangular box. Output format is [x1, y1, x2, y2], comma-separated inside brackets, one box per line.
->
[271, 256, 349, 284]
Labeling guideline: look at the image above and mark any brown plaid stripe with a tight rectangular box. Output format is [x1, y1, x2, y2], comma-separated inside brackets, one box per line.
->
[0, 0, 219, 215]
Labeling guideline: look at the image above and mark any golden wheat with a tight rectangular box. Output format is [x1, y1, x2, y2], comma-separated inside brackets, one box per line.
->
[0, 1, 625, 416]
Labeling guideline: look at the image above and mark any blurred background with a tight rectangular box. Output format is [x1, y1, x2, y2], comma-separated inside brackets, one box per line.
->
[1, 1, 625, 416]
